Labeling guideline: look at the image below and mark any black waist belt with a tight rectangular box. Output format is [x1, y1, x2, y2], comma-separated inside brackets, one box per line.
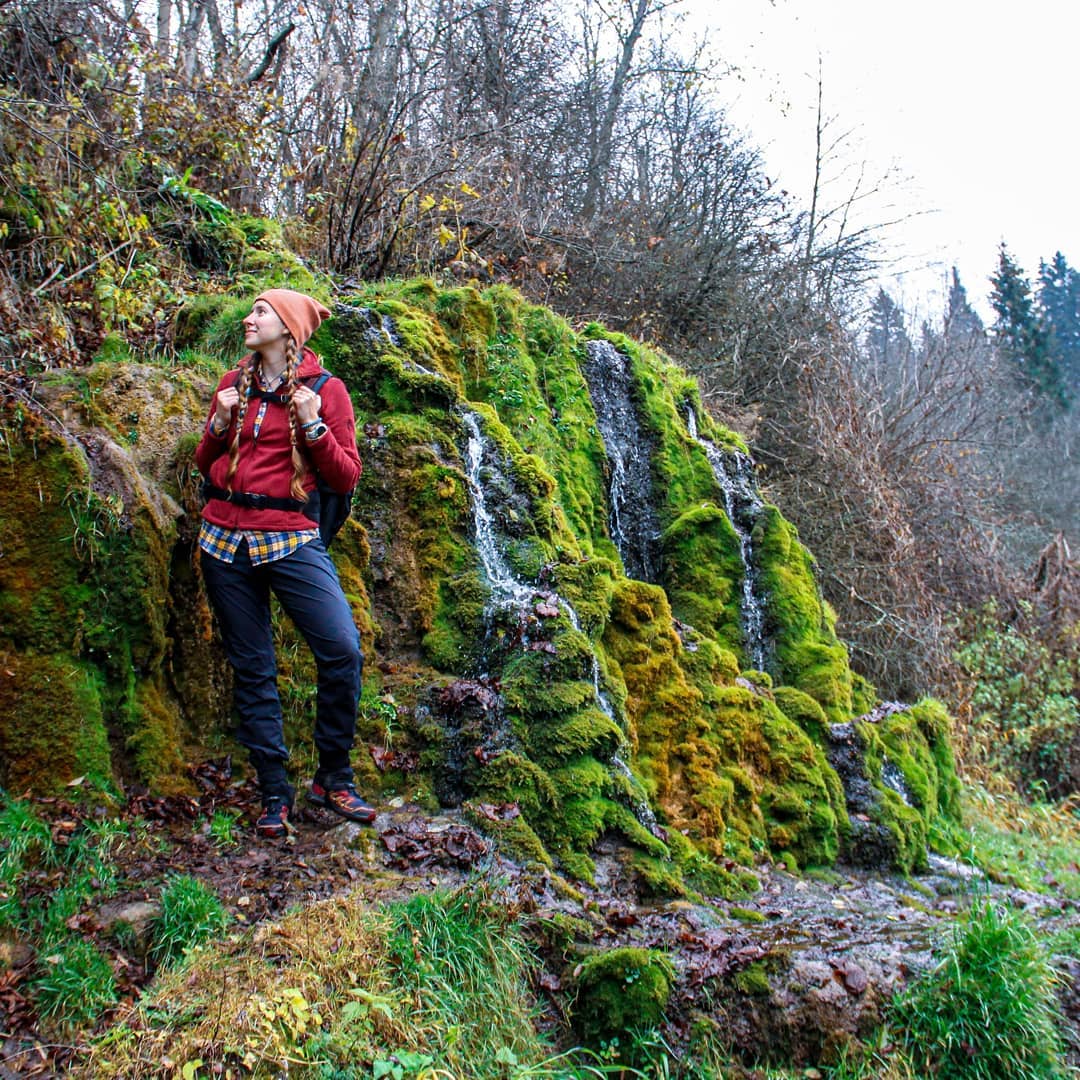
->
[202, 482, 308, 513]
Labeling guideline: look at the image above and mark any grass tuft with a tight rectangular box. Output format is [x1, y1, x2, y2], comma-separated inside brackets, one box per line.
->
[31, 936, 118, 1028]
[893, 897, 1071, 1079]
[148, 874, 229, 969]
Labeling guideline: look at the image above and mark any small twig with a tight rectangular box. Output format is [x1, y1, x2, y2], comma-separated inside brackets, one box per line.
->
[32, 240, 135, 295]
[31, 263, 64, 294]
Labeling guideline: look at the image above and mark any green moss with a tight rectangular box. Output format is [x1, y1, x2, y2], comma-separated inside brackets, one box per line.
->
[0, 652, 112, 793]
[572, 947, 675, 1046]
[661, 505, 745, 650]
[126, 679, 190, 795]
[630, 851, 690, 896]
[710, 689, 846, 868]
[472, 752, 559, 820]
[773, 686, 830, 744]
[851, 701, 961, 873]
[528, 707, 623, 767]
[463, 804, 553, 867]
[732, 960, 772, 994]
[94, 334, 131, 364]
[757, 508, 854, 721]
[728, 906, 766, 924]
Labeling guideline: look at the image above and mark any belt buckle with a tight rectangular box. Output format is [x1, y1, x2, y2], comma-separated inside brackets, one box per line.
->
[246, 493, 267, 509]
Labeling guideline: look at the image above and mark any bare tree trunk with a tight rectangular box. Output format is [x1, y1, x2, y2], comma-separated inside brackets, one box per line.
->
[801, 57, 823, 305]
[581, 0, 652, 222]
[156, 0, 171, 55]
[355, 0, 403, 123]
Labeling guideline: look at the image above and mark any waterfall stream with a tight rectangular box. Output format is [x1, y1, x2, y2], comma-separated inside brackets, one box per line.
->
[462, 409, 657, 831]
[686, 409, 769, 672]
[462, 411, 537, 615]
[581, 340, 661, 583]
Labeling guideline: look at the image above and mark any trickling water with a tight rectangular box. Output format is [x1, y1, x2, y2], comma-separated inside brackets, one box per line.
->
[609, 753, 660, 832]
[881, 759, 913, 806]
[686, 408, 769, 672]
[462, 408, 658, 832]
[560, 601, 658, 831]
[349, 306, 402, 348]
[463, 412, 537, 615]
[582, 340, 661, 583]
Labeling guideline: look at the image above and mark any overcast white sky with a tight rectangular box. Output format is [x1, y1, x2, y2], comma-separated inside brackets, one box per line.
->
[680, 0, 1079, 324]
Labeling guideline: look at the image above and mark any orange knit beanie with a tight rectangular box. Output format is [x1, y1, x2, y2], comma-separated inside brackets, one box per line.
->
[255, 289, 331, 347]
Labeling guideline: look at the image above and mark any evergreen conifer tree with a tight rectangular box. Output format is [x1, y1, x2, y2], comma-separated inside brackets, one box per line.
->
[990, 243, 1066, 408]
[944, 267, 986, 350]
[866, 287, 913, 368]
[1036, 251, 1079, 408]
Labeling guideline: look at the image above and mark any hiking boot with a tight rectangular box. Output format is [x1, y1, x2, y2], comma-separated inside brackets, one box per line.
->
[307, 779, 377, 824]
[255, 790, 294, 839]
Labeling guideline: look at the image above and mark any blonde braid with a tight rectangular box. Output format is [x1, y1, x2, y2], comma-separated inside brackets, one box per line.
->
[284, 337, 308, 502]
[224, 354, 258, 494]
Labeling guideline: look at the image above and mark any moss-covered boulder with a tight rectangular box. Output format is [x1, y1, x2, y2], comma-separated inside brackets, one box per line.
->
[825, 700, 960, 873]
[571, 946, 675, 1046]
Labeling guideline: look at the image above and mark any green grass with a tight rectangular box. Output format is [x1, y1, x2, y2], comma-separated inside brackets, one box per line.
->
[959, 782, 1080, 899]
[206, 808, 240, 850]
[31, 935, 118, 1027]
[149, 874, 229, 969]
[892, 897, 1071, 1079]
[0, 796, 140, 1030]
[378, 885, 547, 1077]
[0, 796, 55, 928]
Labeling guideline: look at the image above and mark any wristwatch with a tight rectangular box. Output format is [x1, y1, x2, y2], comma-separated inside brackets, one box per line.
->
[304, 421, 329, 442]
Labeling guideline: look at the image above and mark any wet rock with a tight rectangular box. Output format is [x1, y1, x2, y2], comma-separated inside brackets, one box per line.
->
[97, 899, 161, 956]
[825, 721, 898, 869]
[581, 339, 661, 583]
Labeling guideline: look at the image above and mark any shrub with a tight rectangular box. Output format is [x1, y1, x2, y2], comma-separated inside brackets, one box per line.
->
[893, 898, 1070, 1079]
[954, 602, 1079, 797]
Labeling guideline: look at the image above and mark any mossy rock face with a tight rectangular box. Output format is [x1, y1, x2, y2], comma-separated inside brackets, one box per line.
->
[825, 700, 961, 873]
[571, 946, 675, 1046]
[0, 396, 192, 793]
[755, 510, 855, 721]
[0, 652, 112, 793]
[1, 272, 962, 879]
[711, 688, 847, 868]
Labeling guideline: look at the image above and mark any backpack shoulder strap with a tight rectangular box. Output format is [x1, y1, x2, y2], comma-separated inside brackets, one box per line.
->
[305, 370, 334, 393]
[227, 367, 337, 404]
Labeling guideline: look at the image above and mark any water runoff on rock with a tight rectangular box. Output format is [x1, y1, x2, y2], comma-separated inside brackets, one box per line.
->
[462, 409, 658, 831]
[339, 304, 401, 347]
[686, 408, 769, 672]
[581, 339, 661, 583]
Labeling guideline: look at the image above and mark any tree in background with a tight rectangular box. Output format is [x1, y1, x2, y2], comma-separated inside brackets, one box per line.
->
[1037, 251, 1080, 408]
[944, 266, 987, 350]
[990, 243, 1066, 409]
[863, 287, 913, 399]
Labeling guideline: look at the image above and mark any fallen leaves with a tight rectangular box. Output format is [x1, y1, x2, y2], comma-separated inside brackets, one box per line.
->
[379, 818, 490, 870]
[368, 745, 420, 773]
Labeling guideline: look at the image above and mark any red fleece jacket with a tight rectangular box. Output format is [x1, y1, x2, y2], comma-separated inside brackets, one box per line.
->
[196, 348, 362, 532]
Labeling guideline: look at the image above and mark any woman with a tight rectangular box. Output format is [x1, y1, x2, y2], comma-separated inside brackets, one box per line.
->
[196, 288, 375, 838]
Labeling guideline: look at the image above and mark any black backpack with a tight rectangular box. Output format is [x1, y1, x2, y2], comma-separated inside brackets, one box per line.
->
[203, 368, 355, 548]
